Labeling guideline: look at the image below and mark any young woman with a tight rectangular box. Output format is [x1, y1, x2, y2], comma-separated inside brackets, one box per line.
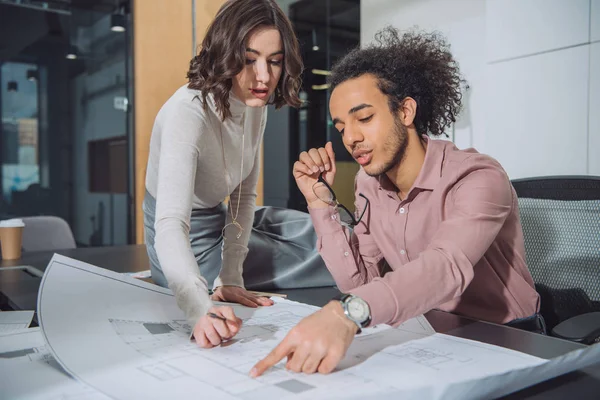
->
[143, 0, 333, 348]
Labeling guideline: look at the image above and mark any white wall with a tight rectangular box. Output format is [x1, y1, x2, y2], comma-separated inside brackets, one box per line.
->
[361, 0, 486, 152]
[486, 0, 589, 62]
[591, 1, 600, 176]
[486, 46, 589, 177]
[591, 0, 600, 42]
[361, 0, 599, 179]
[590, 42, 600, 176]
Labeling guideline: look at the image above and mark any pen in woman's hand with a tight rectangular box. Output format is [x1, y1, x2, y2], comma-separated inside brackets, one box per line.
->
[208, 312, 238, 324]
[207, 312, 226, 321]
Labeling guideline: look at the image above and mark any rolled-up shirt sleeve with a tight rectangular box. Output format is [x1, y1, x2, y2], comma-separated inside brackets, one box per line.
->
[309, 200, 385, 292]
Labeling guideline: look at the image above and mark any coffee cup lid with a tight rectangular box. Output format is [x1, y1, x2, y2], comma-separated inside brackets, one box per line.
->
[0, 218, 25, 228]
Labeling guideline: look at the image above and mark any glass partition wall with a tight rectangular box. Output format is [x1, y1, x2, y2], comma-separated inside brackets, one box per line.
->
[0, 0, 133, 246]
[286, 0, 361, 211]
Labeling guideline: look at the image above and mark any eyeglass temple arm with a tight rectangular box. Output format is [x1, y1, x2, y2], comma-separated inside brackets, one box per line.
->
[338, 194, 368, 226]
[337, 203, 356, 224]
[354, 193, 369, 225]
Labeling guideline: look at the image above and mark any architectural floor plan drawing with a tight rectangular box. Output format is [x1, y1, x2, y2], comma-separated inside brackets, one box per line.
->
[0, 327, 110, 400]
[36, 255, 600, 400]
[0, 310, 34, 335]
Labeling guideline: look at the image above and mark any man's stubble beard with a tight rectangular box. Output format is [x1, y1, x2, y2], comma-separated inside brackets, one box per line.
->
[364, 116, 408, 177]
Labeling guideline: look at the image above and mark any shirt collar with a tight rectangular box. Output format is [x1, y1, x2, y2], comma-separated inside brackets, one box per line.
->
[411, 136, 447, 191]
[376, 136, 448, 193]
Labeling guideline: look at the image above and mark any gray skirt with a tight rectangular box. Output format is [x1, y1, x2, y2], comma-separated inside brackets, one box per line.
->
[142, 190, 334, 290]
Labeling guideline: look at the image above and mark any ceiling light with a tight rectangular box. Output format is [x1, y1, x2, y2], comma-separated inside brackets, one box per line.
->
[111, 13, 126, 32]
[312, 29, 319, 52]
[7, 81, 18, 92]
[311, 69, 330, 76]
[66, 45, 78, 60]
[27, 69, 38, 82]
[311, 84, 330, 91]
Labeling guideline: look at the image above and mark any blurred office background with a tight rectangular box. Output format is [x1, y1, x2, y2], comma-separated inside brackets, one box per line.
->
[0, 0, 133, 247]
[0, 0, 598, 247]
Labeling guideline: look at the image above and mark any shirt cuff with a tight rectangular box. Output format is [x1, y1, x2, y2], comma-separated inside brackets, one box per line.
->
[169, 277, 214, 327]
[350, 279, 397, 327]
[213, 274, 244, 289]
[308, 205, 343, 235]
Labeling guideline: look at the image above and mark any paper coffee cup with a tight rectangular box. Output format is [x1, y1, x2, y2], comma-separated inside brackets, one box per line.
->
[0, 218, 25, 260]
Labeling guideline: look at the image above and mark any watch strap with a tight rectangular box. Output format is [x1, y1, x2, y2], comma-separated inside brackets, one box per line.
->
[332, 293, 351, 302]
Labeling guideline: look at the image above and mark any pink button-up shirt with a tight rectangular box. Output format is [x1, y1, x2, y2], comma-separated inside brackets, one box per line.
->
[309, 139, 540, 327]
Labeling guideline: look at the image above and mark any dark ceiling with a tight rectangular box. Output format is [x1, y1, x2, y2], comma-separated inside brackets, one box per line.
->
[289, 0, 360, 62]
[1, 0, 120, 14]
[0, 0, 126, 62]
[290, 0, 360, 36]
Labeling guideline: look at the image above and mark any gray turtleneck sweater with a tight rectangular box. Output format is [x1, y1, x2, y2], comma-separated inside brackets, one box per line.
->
[145, 84, 267, 325]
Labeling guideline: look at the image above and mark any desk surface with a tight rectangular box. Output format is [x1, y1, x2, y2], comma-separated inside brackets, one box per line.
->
[1, 245, 599, 399]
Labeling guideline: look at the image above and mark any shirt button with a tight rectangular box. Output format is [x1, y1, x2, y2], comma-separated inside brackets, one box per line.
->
[399, 207, 405, 214]
[344, 251, 349, 256]
[400, 249, 406, 255]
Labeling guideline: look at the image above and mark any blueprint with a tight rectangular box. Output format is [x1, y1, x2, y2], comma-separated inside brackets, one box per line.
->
[37, 255, 600, 400]
[0, 310, 34, 335]
[0, 327, 110, 400]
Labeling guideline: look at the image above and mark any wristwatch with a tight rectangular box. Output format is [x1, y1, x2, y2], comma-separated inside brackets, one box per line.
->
[333, 293, 371, 333]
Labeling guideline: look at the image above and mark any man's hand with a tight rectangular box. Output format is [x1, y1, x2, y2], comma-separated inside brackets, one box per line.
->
[193, 305, 242, 348]
[293, 142, 336, 208]
[212, 286, 274, 308]
[250, 301, 358, 377]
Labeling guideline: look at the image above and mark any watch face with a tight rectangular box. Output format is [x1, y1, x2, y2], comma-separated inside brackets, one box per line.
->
[347, 297, 370, 323]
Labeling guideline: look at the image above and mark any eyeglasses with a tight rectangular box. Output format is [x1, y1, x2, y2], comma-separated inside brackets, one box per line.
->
[312, 173, 369, 228]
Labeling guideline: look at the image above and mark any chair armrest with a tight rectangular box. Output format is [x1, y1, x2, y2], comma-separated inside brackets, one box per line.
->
[551, 312, 600, 345]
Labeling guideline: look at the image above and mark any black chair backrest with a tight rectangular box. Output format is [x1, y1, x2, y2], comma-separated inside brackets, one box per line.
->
[512, 176, 600, 201]
[512, 176, 600, 330]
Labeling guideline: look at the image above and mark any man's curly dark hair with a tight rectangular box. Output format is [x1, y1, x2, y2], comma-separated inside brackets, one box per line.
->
[328, 27, 464, 137]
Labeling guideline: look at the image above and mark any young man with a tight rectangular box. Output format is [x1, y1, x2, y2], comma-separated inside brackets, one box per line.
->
[250, 27, 541, 377]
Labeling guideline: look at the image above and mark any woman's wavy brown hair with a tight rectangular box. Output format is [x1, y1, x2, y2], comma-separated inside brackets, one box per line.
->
[187, 0, 303, 120]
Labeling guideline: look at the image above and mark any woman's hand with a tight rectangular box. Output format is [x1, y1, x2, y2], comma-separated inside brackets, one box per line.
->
[193, 305, 242, 348]
[293, 141, 336, 208]
[212, 286, 274, 308]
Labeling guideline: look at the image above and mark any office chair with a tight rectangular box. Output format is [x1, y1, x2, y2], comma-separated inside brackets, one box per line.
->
[512, 176, 600, 344]
[21, 216, 76, 252]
